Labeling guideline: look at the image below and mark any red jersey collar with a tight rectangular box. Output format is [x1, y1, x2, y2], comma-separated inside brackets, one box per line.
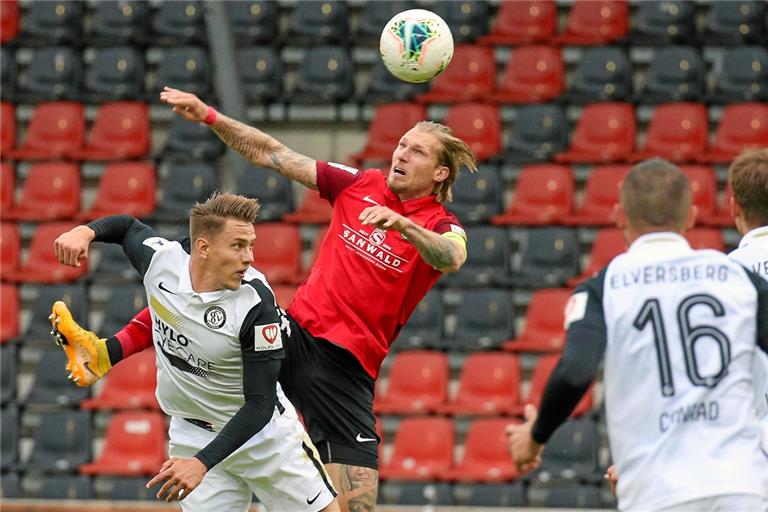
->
[383, 187, 441, 214]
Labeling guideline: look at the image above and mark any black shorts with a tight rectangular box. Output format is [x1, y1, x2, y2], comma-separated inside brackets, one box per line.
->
[278, 313, 379, 470]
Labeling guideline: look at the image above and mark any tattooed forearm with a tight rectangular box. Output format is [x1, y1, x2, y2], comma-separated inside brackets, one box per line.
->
[401, 223, 466, 273]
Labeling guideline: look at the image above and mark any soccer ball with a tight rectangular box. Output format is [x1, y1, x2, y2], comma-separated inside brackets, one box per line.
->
[379, 9, 454, 84]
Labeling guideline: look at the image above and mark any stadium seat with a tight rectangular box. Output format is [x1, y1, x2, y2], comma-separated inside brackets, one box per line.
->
[703, 1, 766, 44]
[238, 46, 283, 104]
[446, 164, 504, 224]
[524, 356, 594, 418]
[1, 345, 17, 403]
[441, 288, 514, 351]
[380, 482, 454, 506]
[442, 352, 521, 416]
[441, 226, 510, 287]
[0, 102, 14, 157]
[637, 46, 705, 103]
[0, 284, 19, 343]
[379, 417, 454, 481]
[0, 48, 14, 101]
[106, 477, 163, 501]
[4, 222, 87, 284]
[288, 1, 348, 44]
[443, 103, 501, 162]
[431, 1, 489, 43]
[630, 103, 708, 163]
[680, 165, 718, 222]
[0, 222, 20, 281]
[149, 161, 217, 222]
[0, 0, 18, 44]
[83, 46, 145, 102]
[291, 46, 354, 104]
[8, 102, 84, 160]
[556, 103, 635, 163]
[162, 116, 225, 161]
[492, 46, 564, 104]
[20, 283, 88, 342]
[37, 475, 94, 500]
[24, 349, 90, 407]
[631, 1, 696, 45]
[374, 351, 448, 414]
[510, 227, 580, 288]
[226, 1, 279, 45]
[15, 47, 82, 103]
[152, 1, 206, 46]
[362, 59, 430, 103]
[1, 406, 19, 470]
[1, 471, 21, 498]
[0, 162, 12, 214]
[89, 0, 150, 46]
[3, 161, 80, 221]
[78, 161, 156, 220]
[685, 228, 725, 251]
[25, 410, 92, 473]
[443, 418, 519, 482]
[535, 419, 600, 483]
[17, 0, 82, 46]
[271, 284, 297, 310]
[252, 223, 302, 284]
[235, 165, 293, 221]
[98, 284, 148, 336]
[699, 103, 768, 163]
[536, 482, 603, 508]
[555, 0, 629, 45]
[71, 102, 150, 160]
[454, 482, 526, 507]
[154, 47, 212, 102]
[356, 1, 416, 42]
[80, 411, 166, 476]
[395, 289, 444, 350]
[503, 288, 570, 354]
[479, 0, 557, 45]
[349, 103, 427, 166]
[709, 47, 768, 103]
[699, 183, 734, 227]
[283, 189, 332, 224]
[416, 45, 495, 103]
[82, 349, 158, 411]
[567, 47, 632, 103]
[91, 243, 141, 283]
[569, 228, 626, 286]
[503, 104, 568, 163]
[491, 164, 574, 225]
[564, 165, 630, 226]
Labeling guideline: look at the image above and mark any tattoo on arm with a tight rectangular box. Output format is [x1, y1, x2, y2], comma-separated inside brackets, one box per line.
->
[417, 235, 464, 272]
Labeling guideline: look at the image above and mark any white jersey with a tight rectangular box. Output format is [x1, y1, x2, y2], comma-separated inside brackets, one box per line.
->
[599, 233, 768, 510]
[729, 225, 768, 448]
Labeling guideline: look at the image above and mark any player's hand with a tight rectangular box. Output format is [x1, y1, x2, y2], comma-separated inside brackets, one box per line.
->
[54, 225, 95, 267]
[359, 206, 412, 232]
[159, 86, 209, 124]
[505, 404, 544, 473]
[147, 457, 207, 502]
[604, 465, 618, 496]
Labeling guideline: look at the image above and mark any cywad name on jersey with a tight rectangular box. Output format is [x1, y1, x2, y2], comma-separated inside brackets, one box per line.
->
[659, 400, 719, 433]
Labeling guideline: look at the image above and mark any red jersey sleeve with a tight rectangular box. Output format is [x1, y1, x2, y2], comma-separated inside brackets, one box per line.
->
[433, 212, 467, 239]
[316, 161, 364, 204]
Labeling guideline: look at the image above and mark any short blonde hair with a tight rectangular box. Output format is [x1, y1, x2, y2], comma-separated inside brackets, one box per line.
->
[189, 192, 261, 240]
[728, 148, 768, 227]
[414, 121, 478, 203]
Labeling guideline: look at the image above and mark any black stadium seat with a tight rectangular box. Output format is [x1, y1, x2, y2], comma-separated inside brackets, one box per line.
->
[288, 1, 349, 44]
[510, 227, 580, 288]
[24, 350, 90, 407]
[149, 161, 218, 222]
[709, 47, 768, 103]
[89, 0, 150, 46]
[703, 1, 766, 44]
[16, 47, 82, 102]
[162, 115, 225, 161]
[154, 46, 212, 102]
[152, 1, 206, 46]
[291, 46, 354, 104]
[37, 475, 94, 500]
[226, 1, 279, 46]
[23, 284, 88, 343]
[356, 1, 416, 42]
[25, 411, 93, 473]
[238, 46, 283, 104]
[83, 46, 145, 101]
[431, 1, 490, 43]
[631, 1, 696, 45]
[567, 47, 632, 103]
[440, 288, 515, 351]
[395, 290, 444, 350]
[1, 345, 17, 406]
[637, 46, 704, 103]
[0, 406, 19, 470]
[441, 226, 510, 287]
[99, 285, 147, 337]
[447, 164, 504, 224]
[17, 0, 83, 46]
[504, 104, 568, 163]
[234, 165, 294, 222]
[361, 59, 429, 103]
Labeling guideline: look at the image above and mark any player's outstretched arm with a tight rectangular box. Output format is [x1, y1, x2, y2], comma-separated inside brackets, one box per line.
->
[159, 86, 318, 190]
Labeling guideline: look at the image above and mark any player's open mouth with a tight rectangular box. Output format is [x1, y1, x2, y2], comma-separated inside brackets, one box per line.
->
[393, 167, 406, 175]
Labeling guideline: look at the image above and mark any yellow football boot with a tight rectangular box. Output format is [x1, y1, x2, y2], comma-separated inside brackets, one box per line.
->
[50, 300, 111, 386]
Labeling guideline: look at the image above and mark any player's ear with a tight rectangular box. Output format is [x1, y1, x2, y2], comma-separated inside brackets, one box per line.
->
[194, 237, 210, 259]
[684, 205, 697, 230]
[613, 203, 627, 229]
[433, 165, 449, 183]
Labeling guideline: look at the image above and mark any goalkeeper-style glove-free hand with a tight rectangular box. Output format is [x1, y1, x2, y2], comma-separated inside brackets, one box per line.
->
[50, 300, 111, 387]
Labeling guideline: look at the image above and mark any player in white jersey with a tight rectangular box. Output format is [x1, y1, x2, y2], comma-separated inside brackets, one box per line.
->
[506, 159, 768, 511]
[52, 193, 338, 512]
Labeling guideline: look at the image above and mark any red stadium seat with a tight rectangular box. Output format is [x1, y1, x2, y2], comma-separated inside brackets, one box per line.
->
[563, 165, 630, 226]
[71, 102, 150, 160]
[491, 164, 574, 225]
[524, 355, 594, 417]
[80, 411, 166, 476]
[81, 350, 159, 411]
[0, 0, 19, 43]
[685, 228, 725, 251]
[680, 165, 718, 223]
[78, 162, 156, 220]
[443, 103, 501, 161]
[554, 0, 629, 45]
[442, 418, 519, 482]
[630, 103, 708, 163]
[379, 417, 454, 481]
[442, 352, 521, 416]
[0, 222, 20, 281]
[699, 103, 768, 164]
[1, 102, 15, 157]
[699, 184, 734, 227]
[1, 162, 14, 214]
[479, 0, 557, 45]
[4, 162, 80, 221]
[8, 102, 84, 161]
[568, 228, 627, 286]
[1, 283, 19, 343]
[4, 222, 87, 284]
[555, 103, 636, 163]
[492, 46, 564, 104]
[283, 190, 333, 224]
[416, 45, 496, 103]
[349, 103, 427, 167]
[503, 288, 570, 354]
[374, 351, 448, 414]
[252, 223, 302, 285]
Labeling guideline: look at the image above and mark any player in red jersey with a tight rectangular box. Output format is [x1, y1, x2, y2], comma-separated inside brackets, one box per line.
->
[52, 86, 477, 511]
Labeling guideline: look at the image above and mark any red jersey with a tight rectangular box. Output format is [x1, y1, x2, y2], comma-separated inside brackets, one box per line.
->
[287, 161, 466, 378]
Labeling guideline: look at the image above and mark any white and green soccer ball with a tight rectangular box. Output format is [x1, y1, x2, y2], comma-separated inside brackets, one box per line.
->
[379, 9, 454, 84]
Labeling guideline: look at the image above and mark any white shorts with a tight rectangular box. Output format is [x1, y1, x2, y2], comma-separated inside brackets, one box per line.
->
[655, 494, 768, 511]
[168, 409, 336, 512]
